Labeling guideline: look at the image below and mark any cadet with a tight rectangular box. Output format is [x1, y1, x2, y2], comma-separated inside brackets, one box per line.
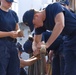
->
[0, 0, 23, 75]
[23, 31, 64, 75]
[23, 2, 76, 75]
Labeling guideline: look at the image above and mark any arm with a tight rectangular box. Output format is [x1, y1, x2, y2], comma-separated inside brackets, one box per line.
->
[46, 12, 65, 48]
[15, 23, 24, 37]
[0, 31, 12, 38]
[0, 31, 19, 38]
[32, 34, 43, 56]
[32, 34, 42, 51]
[0, 23, 23, 38]
[20, 55, 40, 67]
[15, 23, 20, 31]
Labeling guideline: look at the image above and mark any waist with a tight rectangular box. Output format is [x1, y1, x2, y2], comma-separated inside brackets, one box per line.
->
[0, 37, 17, 43]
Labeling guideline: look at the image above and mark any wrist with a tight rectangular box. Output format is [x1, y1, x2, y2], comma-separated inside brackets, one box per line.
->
[8, 32, 11, 37]
[45, 43, 49, 49]
[32, 41, 37, 48]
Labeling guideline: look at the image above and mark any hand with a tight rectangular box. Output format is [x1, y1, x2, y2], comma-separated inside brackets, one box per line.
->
[36, 54, 41, 59]
[17, 29, 24, 37]
[37, 41, 46, 54]
[48, 50, 53, 63]
[32, 41, 42, 56]
[33, 49, 40, 56]
[9, 31, 18, 38]
[33, 41, 46, 56]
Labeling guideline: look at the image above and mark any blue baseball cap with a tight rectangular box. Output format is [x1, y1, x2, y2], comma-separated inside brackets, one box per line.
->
[6, 0, 15, 2]
[60, 0, 69, 6]
[23, 39, 33, 54]
[23, 9, 34, 32]
[16, 42, 24, 52]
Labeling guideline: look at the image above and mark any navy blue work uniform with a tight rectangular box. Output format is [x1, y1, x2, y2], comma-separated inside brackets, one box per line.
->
[0, 9, 20, 75]
[35, 3, 76, 75]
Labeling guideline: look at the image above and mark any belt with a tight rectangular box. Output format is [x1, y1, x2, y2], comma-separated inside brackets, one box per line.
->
[0, 37, 17, 43]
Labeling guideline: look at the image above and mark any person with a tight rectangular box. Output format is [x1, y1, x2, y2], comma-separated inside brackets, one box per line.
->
[60, 0, 70, 9]
[23, 31, 65, 75]
[16, 42, 40, 75]
[16, 42, 40, 67]
[0, 0, 24, 75]
[22, 2, 76, 75]
[16, 42, 27, 75]
[23, 33, 47, 75]
[59, 0, 75, 13]
[16, 42, 41, 75]
[18, 42, 41, 75]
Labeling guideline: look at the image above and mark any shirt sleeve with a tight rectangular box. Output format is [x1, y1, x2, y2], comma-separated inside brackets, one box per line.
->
[35, 26, 46, 35]
[11, 10, 19, 23]
[51, 3, 65, 19]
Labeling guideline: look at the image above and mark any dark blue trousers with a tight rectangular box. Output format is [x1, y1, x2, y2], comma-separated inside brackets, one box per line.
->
[64, 50, 76, 75]
[63, 35, 76, 75]
[52, 54, 60, 75]
[52, 54, 65, 75]
[60, 55, 65, 75]
[0, 40, 20, 75]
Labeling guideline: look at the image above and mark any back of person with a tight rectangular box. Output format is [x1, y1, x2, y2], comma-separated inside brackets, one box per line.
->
[44, 2, 76, 35]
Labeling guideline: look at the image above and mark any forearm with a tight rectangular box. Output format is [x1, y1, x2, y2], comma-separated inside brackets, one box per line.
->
[34, 34, 42, 43]
[20, 57, 38, 67]
[0, 31, 11, 38]
[32, 34, 42, 52]
[0, 24, 23, 38]
[46, 23, 64, 48]
[46, 13, 64, 48]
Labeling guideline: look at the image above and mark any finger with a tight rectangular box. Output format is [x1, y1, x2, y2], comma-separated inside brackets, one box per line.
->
[40, 44, 46, 54]
[17, 29, 21, 33]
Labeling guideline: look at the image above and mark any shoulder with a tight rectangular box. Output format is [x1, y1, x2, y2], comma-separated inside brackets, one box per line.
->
[9, 9, 18, 22]
[9, 9, 17, 14]
[46, 2, 64, 13]
[46, 2, 62, 9]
